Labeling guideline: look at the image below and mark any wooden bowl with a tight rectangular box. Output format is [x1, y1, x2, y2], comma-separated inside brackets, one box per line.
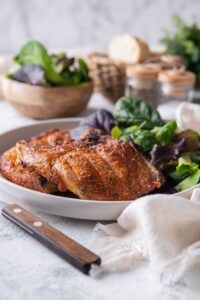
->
[2, 77, 93, 119]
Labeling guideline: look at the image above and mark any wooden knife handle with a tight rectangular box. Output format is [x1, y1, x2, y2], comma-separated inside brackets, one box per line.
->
[2, 204, 101, 274]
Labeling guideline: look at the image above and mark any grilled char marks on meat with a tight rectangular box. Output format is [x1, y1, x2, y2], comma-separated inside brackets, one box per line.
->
[17, 141, 77, 192]
[95, 139, 162, 197]
[53, 138, 162, 200]
[0, 128, 162, 200]
[54, 148, 122, 200]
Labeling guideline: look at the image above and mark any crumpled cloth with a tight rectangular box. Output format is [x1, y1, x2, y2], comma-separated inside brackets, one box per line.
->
[176, 102, 200, 134]
[91, 189, 200, 287]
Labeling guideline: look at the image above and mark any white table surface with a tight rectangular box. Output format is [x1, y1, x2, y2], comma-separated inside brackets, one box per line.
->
[0, 96, 199, 300]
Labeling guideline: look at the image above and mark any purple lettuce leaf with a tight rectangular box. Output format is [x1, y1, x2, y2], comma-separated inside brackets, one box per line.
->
[150, 139, 185, 167]
[11, 64, 45, 85]
[71, 109, 116, 140]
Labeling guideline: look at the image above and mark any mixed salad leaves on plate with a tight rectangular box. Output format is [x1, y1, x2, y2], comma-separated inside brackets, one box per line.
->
[74, 97, 200, 193]
[8, 40, 90, 87]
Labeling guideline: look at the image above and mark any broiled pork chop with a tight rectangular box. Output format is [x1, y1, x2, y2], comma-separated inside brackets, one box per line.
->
[28, 129, 71, 146]
[0, 129, 71, 193]
[0, 147, 58, 193]
[18, 133, 162, 200]
[17, 141, 76, 192]
[54, 138, 162, 200]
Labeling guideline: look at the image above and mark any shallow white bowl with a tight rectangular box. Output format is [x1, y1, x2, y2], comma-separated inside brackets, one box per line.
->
[0, 119, 198, 220]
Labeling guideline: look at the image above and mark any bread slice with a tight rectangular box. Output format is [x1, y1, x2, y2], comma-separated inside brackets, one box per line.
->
[108, 34, 150, 64]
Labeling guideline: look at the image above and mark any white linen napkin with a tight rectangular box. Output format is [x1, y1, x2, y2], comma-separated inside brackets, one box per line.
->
[176, 102, 200, 134]
[90, 189, 200, 287]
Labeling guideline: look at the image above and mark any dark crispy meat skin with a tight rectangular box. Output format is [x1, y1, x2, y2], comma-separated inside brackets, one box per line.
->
[17, 142, 75, 192]
[54, 138, 162, 200]
[28, 129, 71, 146]
[18, 131, 162, 200]
[0, 129, 71, 193]
[0, 147, 57, 193]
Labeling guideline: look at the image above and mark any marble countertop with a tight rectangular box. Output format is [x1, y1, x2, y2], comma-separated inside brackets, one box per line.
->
[0, 96, 198, 300]
[1, 0, 199, 54]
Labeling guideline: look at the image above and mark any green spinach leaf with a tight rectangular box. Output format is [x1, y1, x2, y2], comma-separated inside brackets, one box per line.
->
[114, 97, 164, 129]
[15, 41, 66, 86]
[122, 129, 157, 152]
[155, 120, 177, 145]
[78, 58, 89, 82]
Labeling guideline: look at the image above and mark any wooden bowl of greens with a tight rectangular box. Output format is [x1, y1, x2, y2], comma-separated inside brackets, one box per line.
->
[2, 41, 93, 119]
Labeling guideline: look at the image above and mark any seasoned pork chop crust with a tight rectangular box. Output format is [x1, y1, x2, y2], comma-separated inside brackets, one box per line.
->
[0, 128, 162, 200]
[28, 129, 71, 146]
[0, 147, 57, 193]
[0, 129, 71, 193]
[54, 138, 162, 200]
[18, 132, 162, 200]
[17, 142, 74, 192]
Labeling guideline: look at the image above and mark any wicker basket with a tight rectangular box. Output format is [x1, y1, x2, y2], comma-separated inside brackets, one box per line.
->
[87, 53, 126, 102]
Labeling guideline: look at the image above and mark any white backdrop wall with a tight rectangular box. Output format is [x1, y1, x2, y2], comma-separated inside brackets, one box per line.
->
[0, 0, 200, 54]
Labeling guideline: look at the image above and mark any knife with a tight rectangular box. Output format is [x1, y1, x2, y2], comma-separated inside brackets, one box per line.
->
[1, 203, 101, 274]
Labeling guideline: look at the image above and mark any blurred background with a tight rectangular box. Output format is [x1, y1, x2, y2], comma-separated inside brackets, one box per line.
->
[0, 0, 200, 54]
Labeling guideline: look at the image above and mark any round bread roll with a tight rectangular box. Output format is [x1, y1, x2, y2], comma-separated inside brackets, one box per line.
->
[108, 34, 150, 64]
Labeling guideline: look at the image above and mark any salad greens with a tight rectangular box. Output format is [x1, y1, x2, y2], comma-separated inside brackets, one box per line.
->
[161, 15, 200, 88]
[112, 96, 200, 192]
[114, 96, 164, 129]
[10, 64, 45, 86]
[111, 126, 122, 139]
[70, 109, 116, 140]
[113, 98, 177, 151]
[174, 129, 200, 152]
[9, 40, 90, 87]
[14, 41, 64, 85]
[176, 169, 200, 192]
[126, 130, 157, 152]
[150, 139, 185, 168]
[176, 155, 199, 176]
[154, 121, 177, 146]
[162, 152, 200, 192]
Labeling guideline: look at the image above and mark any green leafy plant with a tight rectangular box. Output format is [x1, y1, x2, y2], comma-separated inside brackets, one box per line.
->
[162, 152, 200, 191]
[161, 15, 200, 88]
[114, 97, 164, 129]
[113, 98, 178, 152]
[112, 96, 200, 192]
[127, 130, 157, 152]
[10, 40, 90, 87]
[155, 121, 177, 146]
[176, 155, 199, 175]
[176, 169, 200, 192]
[14, 41, 65, 85]
[111, 126, 122, 139]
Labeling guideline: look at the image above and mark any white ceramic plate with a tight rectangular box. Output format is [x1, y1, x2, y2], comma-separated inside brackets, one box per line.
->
[0, 119, 199, 220]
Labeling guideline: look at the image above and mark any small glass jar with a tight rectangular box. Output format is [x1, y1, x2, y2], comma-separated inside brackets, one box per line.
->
[144, 54, 185, 71]
[126, 64, 160, 108]
[191, 89, 200, 104]
[160, 54, 184, 70]
[157, 69, 195, 120]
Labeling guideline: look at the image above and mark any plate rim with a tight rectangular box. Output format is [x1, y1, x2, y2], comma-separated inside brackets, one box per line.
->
[0, 117, 83, 137]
